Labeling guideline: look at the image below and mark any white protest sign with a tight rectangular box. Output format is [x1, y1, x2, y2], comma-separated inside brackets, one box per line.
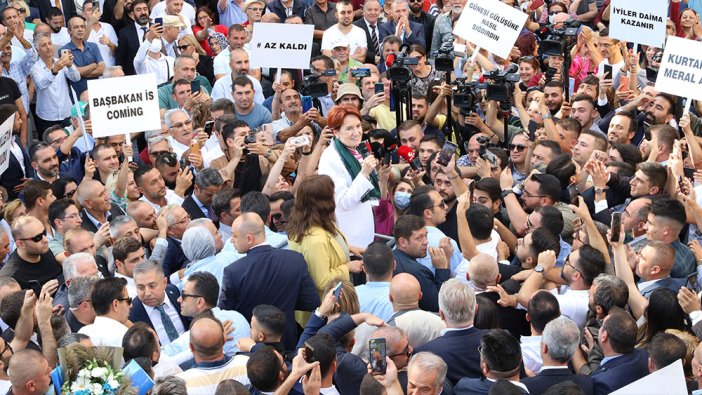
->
[250, 23, 314, 69]
[611, 359, 687, 394]
[609, 0, 667, 48]
[453, 0, 528, 59]
[88, 73, 161, 138]
[0, 114, 15, 176]
[654, 36, 702, 102]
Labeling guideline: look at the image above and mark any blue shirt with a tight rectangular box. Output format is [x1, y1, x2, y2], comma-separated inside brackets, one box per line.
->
[556, 237, 572, 267]
[219, 0, 247, 27]
[61, 41, 103, 97]
[56, 146, 86, 182]
[236, 103, 272, 130]
[162, 307, 250, 364]
[179, 250, 241, 294]
[417, 226, 463, 277]
[355, 282, 394, 321]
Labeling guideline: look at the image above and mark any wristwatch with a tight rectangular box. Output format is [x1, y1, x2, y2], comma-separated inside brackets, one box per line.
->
[541, 112, 553, 120]
[534, 264, 545, 273]
[501, 189, 514, 198]
[595, 187, 607, 194]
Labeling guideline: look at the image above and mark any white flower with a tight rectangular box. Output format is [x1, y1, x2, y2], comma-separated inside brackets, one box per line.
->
[77, 368, 91, 378]
[107, 378, 119, 389]
[90, 367, 108, 379]
[91, 382, 104, 394]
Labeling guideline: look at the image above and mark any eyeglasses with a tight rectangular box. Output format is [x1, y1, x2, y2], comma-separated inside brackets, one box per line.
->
[565, 259, 582, 275]
[116, 296, 133, 305]
[408, 0, 423, 3]
[519, 56, 535, 61]
[248, 7, 263, 11]
[271, 213, 288, 224]
[150, 150, 171, 158]
[170, 119, 193, 129]
[509, 144, 527, 152]
[177, 44, 190, 51]
[523, 190, 545, 199]
[49, 135, 68, 145]
[15, 7, 26, 13]
[62, 213, 81, 221]
[175, 215, 191, 226]
[181, 292, 202, 300]
[19, 230, 46, 242]
[430, 201, 448, 209]
[0, 339, 13, 359]
[389, 342, 412, 358]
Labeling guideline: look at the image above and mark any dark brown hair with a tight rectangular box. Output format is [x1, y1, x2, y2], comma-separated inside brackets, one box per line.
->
[286, 175, 338, 243]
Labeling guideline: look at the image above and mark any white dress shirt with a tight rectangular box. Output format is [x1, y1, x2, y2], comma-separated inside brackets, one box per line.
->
[87, 22, 119, 67]
[150, 2, 196, 26]
[78, 316, 129, 347]
[133, 40, 175, 85]
[139, 190, 185, 211]
[210, 73, 265, 104]
[115, 272, 137, 298]
[51, 28, 71, 48]
[30, 59, 81, 121]
[143, 295, 186, 346]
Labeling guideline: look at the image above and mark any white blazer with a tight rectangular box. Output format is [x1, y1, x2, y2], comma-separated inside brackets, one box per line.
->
[318, 143, 377, 248]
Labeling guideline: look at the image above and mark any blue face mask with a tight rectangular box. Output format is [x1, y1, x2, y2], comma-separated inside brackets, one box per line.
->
[394, 191, 411, 209]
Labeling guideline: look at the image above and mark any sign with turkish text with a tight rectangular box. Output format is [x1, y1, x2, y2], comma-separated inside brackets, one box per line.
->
[453, 0, 528, 59]
[609, 0, 667, 48]
[250, 23, 314, 69]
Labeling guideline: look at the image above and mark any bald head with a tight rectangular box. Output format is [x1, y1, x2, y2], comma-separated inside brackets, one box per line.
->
[238, 212, 265, 237]
[190, 317, 225, 361]
[8, 349, 50, 393]
[390, 273, 421, 309]
[10, 216, 42, 240]
[467, 254, 500, 290]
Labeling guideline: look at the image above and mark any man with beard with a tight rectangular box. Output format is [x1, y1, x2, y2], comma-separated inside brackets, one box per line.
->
[543, 81, 564, 116]
[0, 216, 64, 289]
[321, 1, 367, 63]
[62, 16, 105, 97]
[116, 0, 150, 75]
[408, 0, 435, 51]
[606, 111, 636, 145]
[30, 143, 60, 183]
[570, 94, 601, 134]
[431, 0, 467, 54]
[211, 48, 264, 104]
[0, 104, 31, 200]
[135, 164, 185, 209]
[271, 88, 321, 144]
[45, 8, 71, 47]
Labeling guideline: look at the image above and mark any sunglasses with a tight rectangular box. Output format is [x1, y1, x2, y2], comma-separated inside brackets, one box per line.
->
[116, 296, 133, 305]
[20, 230, 46, 242]
[509, 144, 527, 152]
[177, 44, 190, 51]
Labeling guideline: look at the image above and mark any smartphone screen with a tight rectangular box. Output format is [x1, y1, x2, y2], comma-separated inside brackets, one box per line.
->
[374, 82, 384, 95]
[191, 80, 201, 94]
[610, 212, 622, 243]
[603, 64, 613, 80]
[436, 141, 458, 166]
[369, 338, 387, 375]
[687, 272, 701, 293]
[154, 17, 163, 26]
[304, 342, 315, 363]
[332, 281, 343, 299]
[568, 184, 579, 206]
[204, 121, 214, 136]
[28, 280, 41, 298]
[301, 95, 313, 113]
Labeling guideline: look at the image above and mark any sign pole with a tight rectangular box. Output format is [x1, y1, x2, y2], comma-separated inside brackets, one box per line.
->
[71, 87, 90, 150]
[275, 67, 282, 84]
[469, 46, 481, 64]
[683, 97, 692, 116]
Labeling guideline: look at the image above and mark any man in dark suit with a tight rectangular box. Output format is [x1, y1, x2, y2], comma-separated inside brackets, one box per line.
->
[522, 316, 594, 395]
[591, 307, 649, 395]
[414, 279, 485, 384]
[219, 213, 320, 351]
[353, 0, 382, 64]
[267, 0, 305, 22]
[34, 0, 77, 25]
[128, 260, 190, 346]
[182, 168, 223, 228]
[455, 329, 528, 394]
[115, 0, 151, 75]
[633, 241, 685, 298]
[162, 205, 190, 277]
[378, 0, 425, 48]
[0, 104, 33, 200]
[76, 179, 126, 233]
[408, 0, 434, 52]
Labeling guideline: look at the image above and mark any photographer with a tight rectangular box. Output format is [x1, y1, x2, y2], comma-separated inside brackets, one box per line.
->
[271, 88, 324, 144]
[408, 44, 445, 97]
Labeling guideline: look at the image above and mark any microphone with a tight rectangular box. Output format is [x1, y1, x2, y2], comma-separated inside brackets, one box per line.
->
[357, 141, 372, 158]
[385, 53, 396, 68]
[398, 145, 422, 171]
[370, 141, 384, 160]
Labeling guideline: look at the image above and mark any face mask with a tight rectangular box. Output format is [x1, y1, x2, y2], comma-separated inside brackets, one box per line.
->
[149, 38, 162, 53]
[394, 191, 411, 209]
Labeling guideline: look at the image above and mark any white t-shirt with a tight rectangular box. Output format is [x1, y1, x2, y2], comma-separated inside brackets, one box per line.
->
[51, 28, 71, 48]
[551, 286, 590, 328]
[597, 59, 625, 82]
[453, 230, 502, 283]
[321, 25, 367, 54]
[87, 22, 119, 67]
[150, 2, 196, 26]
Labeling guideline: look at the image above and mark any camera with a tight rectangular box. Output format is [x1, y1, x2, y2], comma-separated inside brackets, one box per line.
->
[476, 135, 498, 168]
[244, 133, 256, 144]
[536, 20, 581, 56]
[482, 65, 520, 103]
[544, 67, 557, 83]
[300, 74, 329, 98]
[434, 40, 455, 73]
[386, 46, 419, 83]
[451, 78, 484, 113]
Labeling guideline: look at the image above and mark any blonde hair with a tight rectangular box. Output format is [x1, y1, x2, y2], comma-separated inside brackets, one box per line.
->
[179, 34, 206, 56]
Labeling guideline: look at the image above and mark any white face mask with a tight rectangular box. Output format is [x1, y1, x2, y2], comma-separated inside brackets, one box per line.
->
[149, 38, 162, 53]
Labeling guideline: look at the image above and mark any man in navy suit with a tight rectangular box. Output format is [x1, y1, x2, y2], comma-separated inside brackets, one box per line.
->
[455, 329, 528, 394]
[129, 260, 189, 346]
[116, 0, 151, 75]
[631, 241, 685, 298]
[219, 213, 320, 351]
[378, 0, 425, 48]
[414, 279, 485, 384]
[182, 168, 223, 228]
[522, 317, 594, 395]
[591, 307, 649, 395]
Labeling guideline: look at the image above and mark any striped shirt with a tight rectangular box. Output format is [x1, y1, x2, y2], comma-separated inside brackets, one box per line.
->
[177, 354, 250, 395]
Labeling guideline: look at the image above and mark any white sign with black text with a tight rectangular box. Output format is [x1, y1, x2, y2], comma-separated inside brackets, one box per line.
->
[250, 23, 314, 70]
[453, 0, 528, 59]
[0, 114, 15, 176]
[609, 0, 667, 48]
[654, 36, 702, 101]
[88, 74, 161, 138]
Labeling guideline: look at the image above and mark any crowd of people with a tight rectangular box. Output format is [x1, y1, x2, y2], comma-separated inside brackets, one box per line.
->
[0, 0, 702, 394]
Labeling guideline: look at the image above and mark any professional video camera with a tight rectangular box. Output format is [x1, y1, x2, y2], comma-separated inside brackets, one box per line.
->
[300, 70, 334, 98]
[482, 65, 520, 103]
[476, 135, 498, 168]
[386, 45, 419, 83]
[451, 78, 484, 114]
[435, 40, 455, 73]
[536, 20, 581, 56]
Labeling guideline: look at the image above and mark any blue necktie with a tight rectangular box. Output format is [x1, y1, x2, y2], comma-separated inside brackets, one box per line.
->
[155, 304, 179, 342]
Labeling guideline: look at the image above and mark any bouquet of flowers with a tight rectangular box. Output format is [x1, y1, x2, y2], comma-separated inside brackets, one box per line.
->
[61, 358, 124, 395]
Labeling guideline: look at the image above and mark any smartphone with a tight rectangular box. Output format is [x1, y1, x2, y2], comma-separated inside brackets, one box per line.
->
[610, 212, 622, 243]
[28, 280, 41, 298]
[374, 82, 385, 95]
[687, 272, 701, 293]
[368, 338, 387, 375]
[321, 69, 337, 76]
[301, 95, 313, 113]
[684, 167, 696, 179]
[204, 121, 214, 136]
[303, 342, 315, 364]
[61, 49, 70, 57]
[289, 135, 310, 148]
[191, 80, 201, 95]
[332, 281, 343, 299]
[679, 175, 687, 194]
[603, 64, 613, 80]
[528, 120, 538, 141]
[436, 141, 458, 166]
[351, 68, 371, 78]
[154, 17, 163, 26]
[410, 157, 423, 171]
[568, 184, 579, 206]
[618, 74, 630, 93]
[529, 0, 545, 11]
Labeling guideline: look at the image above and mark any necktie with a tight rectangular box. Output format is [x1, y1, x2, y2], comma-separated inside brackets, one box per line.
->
[155, 304, 179, 342]
[55, 0, 62, 10]
[206, 205, 218, 222]
[370, 24, 379, 55]
[140, 27, 147, 42]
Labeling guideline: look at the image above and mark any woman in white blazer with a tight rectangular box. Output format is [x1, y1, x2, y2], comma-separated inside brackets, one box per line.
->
[318, 105, 380, 249]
